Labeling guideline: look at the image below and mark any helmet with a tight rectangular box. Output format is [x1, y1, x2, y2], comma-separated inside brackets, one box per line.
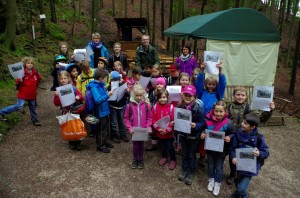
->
[54, 55, 67, 62]
[66, 63, 82, 75]
[70, 102, 85, 114]
[98, 57, 108, 66]
[85, 114, 99, 124]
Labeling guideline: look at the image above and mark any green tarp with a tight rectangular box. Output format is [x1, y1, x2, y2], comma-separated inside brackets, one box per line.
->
[164, 8, 280, 42]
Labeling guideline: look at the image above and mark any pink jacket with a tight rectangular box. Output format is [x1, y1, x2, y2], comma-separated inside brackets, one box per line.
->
[152, 103, 174, 139]
[124, 100, 152, 133]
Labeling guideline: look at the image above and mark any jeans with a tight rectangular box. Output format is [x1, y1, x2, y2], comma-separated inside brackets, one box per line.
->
[207, 153, 226, 183]
[159, 138, 176, 161]
[132, 141, 144, 161]
[180, 137, 197, 174]
[0, 98, 38, 122]
[229, 156, 237, 177]
[95, 115, 109, 148]
[236, 174, 252, 198]
[110, 106, 126, 138]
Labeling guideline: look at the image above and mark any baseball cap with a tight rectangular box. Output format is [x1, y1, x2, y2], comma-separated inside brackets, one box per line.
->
[168, 63, 180, 71]
[182, 85, 196, 96]
[110, 71, 121, 80]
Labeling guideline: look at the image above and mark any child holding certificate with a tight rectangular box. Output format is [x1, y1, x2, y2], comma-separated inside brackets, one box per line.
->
[229, 114, 269, 198]
[0, 57, 42, 125]
[124, 84, 152, 169]
[200, 100, 235, 196]
[152, 89, 176, 170]
[53, 71, 84, 151]
[177, 85, 206, 185]
[126, 67, 142, 92]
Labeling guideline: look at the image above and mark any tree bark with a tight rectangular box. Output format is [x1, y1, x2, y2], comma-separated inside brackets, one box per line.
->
[146, 0, 150, 34]
[152, 0, 156, 45]
[235, 0, 240, 8]
[278, 0, 286, 35]
[288, 21, 300, 95]
[167, 0, 174, 54]
[50, 0, 57, 23]
[161, 0, 165, 40]
[91, 0, 99, 33]
[38, 0, 46, 36]
[1, 0, 17, 50]
[285, 0, 292, 22]
[201, 0, 206, 14]
[140, 0, 143, 17]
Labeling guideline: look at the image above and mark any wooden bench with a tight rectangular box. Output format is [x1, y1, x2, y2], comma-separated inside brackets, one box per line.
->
[224, 85, 292, 126]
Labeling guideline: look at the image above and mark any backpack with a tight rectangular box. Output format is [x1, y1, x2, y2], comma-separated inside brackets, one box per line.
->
[152, 104, 173, 116]
[85, 89, 95, 114]
[256, 133, 265, 167]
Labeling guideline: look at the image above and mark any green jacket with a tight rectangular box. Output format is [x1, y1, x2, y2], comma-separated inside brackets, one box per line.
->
[135, 44, 159, 69]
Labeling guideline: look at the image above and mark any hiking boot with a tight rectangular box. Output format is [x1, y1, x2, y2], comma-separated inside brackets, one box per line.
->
[169, 160, 176, 170]
[33, 120, 41, 126]
[145, 144, 158, 151]
[105, 140, 114, 148]
[111, 137, 121, 143]
[131, 160, 138, 169]
[226, 175, 235, 185]
[207, 178, 215, 192]
[198, 157, 206, 167]
[138, 160, 144, 169]
[178, 171, 187, 182]
[158, 158, 167, 166]
[184, 173, 195, 185]
[229, 191, 239, 198]
[120, 136, 129, 142]
[97, 146, 110, 153]
[0, 115, 7, 121]
[76, 145, 82, 151]
[69, 145, 76, 150]
[213, 182, 221, 196]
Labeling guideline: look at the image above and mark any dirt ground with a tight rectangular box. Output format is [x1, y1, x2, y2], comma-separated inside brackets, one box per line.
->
[0, 78, 299, 198]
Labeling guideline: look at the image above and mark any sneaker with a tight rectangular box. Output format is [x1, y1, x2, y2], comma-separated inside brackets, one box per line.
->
[207, 178, 215, 192]
[0, 115, 7, 121]
[131, 160, 138, 169]
[198, 157, 206, 167]
[229, 191, 239, 198]
[226, 175, 235, 185]
[111, 137, 121, 143]
[213, 182, 221, 196]
[120, 136, 129, 142]
[76, 145, 82, 151]
[69, 145, 76, 150]
[145, 144, 158, 151]
[169, 160, 176, 170]
[33, 120, 41, 126]
[97, 146, 110, 153]
[138, 160, 144, 169]
[178, 171, 187, 182]
[184, 173, 195, 185]
[158, 158, 167, 166]
[105, 140, 114, 148]
[175, 144, 181, 153]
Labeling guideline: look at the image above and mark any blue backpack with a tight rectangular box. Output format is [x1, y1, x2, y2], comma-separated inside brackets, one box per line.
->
[85, 89, 95, 114]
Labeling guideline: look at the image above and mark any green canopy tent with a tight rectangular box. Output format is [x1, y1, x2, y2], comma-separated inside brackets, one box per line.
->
[164, 8, 281, 86]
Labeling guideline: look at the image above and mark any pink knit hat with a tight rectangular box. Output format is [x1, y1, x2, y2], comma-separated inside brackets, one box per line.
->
[155, 77, 166, 87]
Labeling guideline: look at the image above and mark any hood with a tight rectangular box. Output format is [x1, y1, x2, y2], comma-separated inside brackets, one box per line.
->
[206, 110, 229, 122]
[86, 80, 106, 90]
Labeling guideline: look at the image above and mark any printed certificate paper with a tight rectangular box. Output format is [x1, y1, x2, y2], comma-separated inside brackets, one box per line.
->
[204, 129, 225, 152]
[139, 76, 151, 88]
[251, 86, 274, 111]
[204, 51, 222, 75]
[166, 86, 182, 102]
[8, 62, 24, 79]
[132, 127, 149, 141]
[56, 84, 75, 107]
[155, 115, 170, 130]
[108, 83, 127, 102]
[174, 108, 191, 134]
[236, 148, 257, 174]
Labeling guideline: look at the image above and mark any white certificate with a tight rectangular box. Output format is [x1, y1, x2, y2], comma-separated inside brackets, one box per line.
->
[236, 148, 257, 174]
[155, 115, 170, 130]
[85, 47, 94, 62]
[251, 86, 274, 111]
[108, 89, 118, 101]
[166, 86, 182, 102]
[74, 49, 86, 54]
[204, 51, 222, 75]
[7, 62, 24, 79]
[139, 76, 151, 88]
[111, 81, 119, 91]
[56, 84, 75, 107]
[150, 78, 157, 86]
[59, 63, 68, 70]
[74, 54, 84, 62]
[132, 127, 149, 141]
[117, 83, 127, 102]
[204, 129, 225, 152]
[174, 108, 191, 134]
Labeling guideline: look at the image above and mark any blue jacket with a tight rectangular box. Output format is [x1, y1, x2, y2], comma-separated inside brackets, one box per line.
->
[86, 43, 110, 68]
[86, 80, 110, 118]
[229, 128, 270, 176]
[195, 73, 226, 113]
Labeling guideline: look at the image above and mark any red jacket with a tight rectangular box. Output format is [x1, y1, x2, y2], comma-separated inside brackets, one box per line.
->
[17, 68, 42, 100]
[152, 103, 174, 139]
[54, 85, 84, 111]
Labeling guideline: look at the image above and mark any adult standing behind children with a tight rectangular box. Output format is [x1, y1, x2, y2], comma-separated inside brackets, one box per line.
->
[0, 57, 42, 126]
[109, 42, 129, 72]
[86, 32, 110, 68]
[135, 34, 159, 70]
[176, 45, 198, 77]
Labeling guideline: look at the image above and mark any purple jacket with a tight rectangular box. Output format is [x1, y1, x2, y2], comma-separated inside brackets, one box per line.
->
[176, 55, 197, 76]
[124, 100, 152, 133]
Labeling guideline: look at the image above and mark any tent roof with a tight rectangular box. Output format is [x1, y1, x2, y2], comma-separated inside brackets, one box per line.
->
[164, 8, 280, 42]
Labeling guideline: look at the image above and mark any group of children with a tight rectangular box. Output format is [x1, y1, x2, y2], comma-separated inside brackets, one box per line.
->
[0, 40, 273, 198]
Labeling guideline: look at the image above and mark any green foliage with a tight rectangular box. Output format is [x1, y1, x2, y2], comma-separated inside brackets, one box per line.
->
[48, 23, 66, 40]
[186, 8, 200, 17]
[105, 8, 113, 16]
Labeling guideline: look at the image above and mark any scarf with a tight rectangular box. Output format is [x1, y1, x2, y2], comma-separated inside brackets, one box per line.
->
[90, 41, 103, 50]
[180, 53, 191, 62]
[185, 101, 195, 111]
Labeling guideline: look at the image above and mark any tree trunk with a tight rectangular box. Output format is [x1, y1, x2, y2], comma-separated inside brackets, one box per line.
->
[161, 0, 165, 40]
[112, 0, 115, 16]
[124, 0, 128, 17]
[278, 0, 286, 35]
[146, 0, 150, 34]
[285, 0, 292, 22]
[1, 0, 16, 50]
[216, 0, 231, 11]
[152, 0, 156, 45]
[167, 0, 174, 54]
[140, 0, 143, 17]
[50, 0, 57, 23]
[288, 21, 300, 95]
[285, 0, 299, 68]
[235, 0, 240, 8]
[201, 0, 206, 14]
[270, 0, 275, 21]
[71, 0, 76, 37]
[38, 0, 46, 36]
[91, 0, 99, 33]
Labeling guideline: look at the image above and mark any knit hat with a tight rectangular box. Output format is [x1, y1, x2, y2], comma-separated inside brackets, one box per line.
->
[182, 85, 196, 96]
[110, 71, 121, 80]
[156, 77, 166, 87]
